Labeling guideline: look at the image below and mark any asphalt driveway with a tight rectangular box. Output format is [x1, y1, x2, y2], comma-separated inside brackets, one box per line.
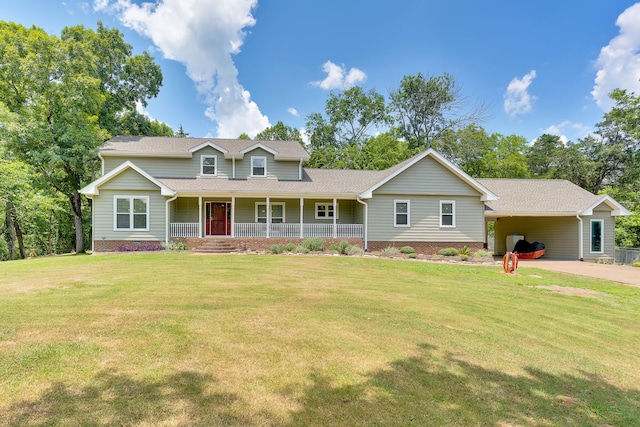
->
[517, 259, 640, 287]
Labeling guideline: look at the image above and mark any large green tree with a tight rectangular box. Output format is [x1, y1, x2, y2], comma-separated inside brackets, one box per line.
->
[0, 21, 162, 253]
[390, 73, 485, 150]
[527, 134, 565, 178]
[255, 121, 303, 144]
[306, 86, 390, 168]
[435, 125, 529, 178]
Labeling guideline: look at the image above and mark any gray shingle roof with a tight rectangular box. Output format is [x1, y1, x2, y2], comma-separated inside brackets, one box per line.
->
[100, 136, 310, 160]
[477, 178, 602, 215]
[157, 168, 387, 198]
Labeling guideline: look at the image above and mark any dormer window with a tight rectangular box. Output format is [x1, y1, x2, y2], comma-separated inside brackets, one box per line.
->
[251, 156, 266, 177]
[201, 155, 217, 176]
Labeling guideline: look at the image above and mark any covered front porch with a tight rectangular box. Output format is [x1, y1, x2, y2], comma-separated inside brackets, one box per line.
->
[168, 196, 365, 239]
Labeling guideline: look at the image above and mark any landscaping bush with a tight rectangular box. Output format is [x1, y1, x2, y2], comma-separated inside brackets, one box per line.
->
[295, 245, 310, 254]
[473, 249, 491, 257]
[338, 240, 351, 255]
[408, 253, 417, 259]
[116, 242, 163, 252]
[633, 261, 640, 268]
[162, 241, 188, 251]
[345, 245, 364, 256]
[302, 237, 325, 252]
[439, 247, 459, 256]
[460, 245, 470, 256]
[460, 254, 469, 261]
[270, 244, 285, 254]
[382, 246, 401, 256]
[400, 246, 415, 254]
[284, 243, 297, 252]
[329, 243, 340, 252]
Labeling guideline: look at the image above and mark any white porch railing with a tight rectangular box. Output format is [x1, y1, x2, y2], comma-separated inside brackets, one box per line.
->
[170, 222, 200, 238]
[170, 222, 363, 239]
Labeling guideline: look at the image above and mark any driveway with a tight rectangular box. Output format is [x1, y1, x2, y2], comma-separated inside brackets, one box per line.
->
[517, 259, 640, 287]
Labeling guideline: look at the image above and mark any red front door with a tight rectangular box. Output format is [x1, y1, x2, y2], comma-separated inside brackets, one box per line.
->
[206, 202, 231, 236]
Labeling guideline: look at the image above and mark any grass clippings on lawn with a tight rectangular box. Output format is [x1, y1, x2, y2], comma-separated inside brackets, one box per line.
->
[0, 252, 639, 426]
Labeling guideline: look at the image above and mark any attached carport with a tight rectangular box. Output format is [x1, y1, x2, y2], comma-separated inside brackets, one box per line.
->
[477, 179, 630, 261]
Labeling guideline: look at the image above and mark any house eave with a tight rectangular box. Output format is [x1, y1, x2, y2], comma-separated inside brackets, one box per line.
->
[484, 211, 580, 219]
[173, 190, 358, 199]
[100, 151, 192, 159]
[79, 160, 177, 197]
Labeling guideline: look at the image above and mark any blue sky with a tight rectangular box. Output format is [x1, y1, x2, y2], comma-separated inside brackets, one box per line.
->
[3, 1, 640, 143]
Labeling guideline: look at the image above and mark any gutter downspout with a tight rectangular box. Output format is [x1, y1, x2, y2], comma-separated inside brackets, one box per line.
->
[98, 152, 105, 176]
[165, 194, 178, 245]
[87, 196, 95, 253]
[357, 196, 368, 251]
[577, 213, 584, 261]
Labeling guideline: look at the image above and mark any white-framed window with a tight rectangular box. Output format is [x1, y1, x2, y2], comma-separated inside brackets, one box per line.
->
[315, 203, 339, 219]
[251, 156, 267, 177]
[590, 219, 604, 253]
[440, 200, 456, 227]
[114, 196, 149, 231]
[255, 202, 285, 223]
[394, 200, 410, 227]
[200, 155, 217, 176]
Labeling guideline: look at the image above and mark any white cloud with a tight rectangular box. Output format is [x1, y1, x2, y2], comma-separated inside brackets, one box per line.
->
[312, 60, 367, 90]
[95, 0, 269, 138]
[93, 0, 109, 12]
[300, 128, 310, 145]
[592, 3, 640, 111]
[288, 107, 299, 117]
[540, 120, 592, 144]
[504, 70, 537, 116]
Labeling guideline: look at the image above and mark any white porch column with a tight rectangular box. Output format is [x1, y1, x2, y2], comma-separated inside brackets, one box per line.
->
[300, 198, 304, 238]
[333, 198, 337, 238]
[266, 197, 270, 238]
[231, 196, 236, 238]
[198, 196, 203, 238]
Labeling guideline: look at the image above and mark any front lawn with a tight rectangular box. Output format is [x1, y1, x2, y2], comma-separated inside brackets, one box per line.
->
[0, 253, 639, 426]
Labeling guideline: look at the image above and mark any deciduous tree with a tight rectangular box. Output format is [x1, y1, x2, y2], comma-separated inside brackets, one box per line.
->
[0, 21, 162, 253]
[390, 73, 485, 150]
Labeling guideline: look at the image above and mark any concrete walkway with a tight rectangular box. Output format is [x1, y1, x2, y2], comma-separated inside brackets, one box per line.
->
[517, 259, 640, 287]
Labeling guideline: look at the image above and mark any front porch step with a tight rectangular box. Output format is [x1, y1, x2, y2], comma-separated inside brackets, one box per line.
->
[192, 240, 238, 254]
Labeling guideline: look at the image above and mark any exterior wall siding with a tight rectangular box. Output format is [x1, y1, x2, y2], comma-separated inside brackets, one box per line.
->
[232, 148, 300, 180]
[582, 204, 615, 260]
[100, 168, 161, 191]
[103, 146, 301, 180]
[92, 188, 167, 243]
[366, 195, 485, 242]
[175, 197, 199, 223]
[375, 156, 482, 196]
[494, 216, 579, 259]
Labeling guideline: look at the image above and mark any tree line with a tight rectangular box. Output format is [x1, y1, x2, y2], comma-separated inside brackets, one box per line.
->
[1, 21, 638, 260]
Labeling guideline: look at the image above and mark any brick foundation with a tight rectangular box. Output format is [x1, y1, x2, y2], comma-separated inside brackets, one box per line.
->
[179, 237, 363, 252]
[94, 238, 484, 255]
[367, 241, 484, 255]
[93, 240, 162, 252]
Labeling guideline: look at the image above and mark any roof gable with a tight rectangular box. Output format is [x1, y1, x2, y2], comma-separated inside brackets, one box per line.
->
[80, 161, 176, 197]
[189, 141, 229, 155]
[582, 195, 631, 216]
[359, 149, 498, 201]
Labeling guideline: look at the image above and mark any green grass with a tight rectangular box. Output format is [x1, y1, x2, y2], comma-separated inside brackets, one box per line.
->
[1, 253, 639, 426]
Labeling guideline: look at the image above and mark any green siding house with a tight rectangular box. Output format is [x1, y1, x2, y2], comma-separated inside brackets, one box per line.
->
[80, 136, 629, 259]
